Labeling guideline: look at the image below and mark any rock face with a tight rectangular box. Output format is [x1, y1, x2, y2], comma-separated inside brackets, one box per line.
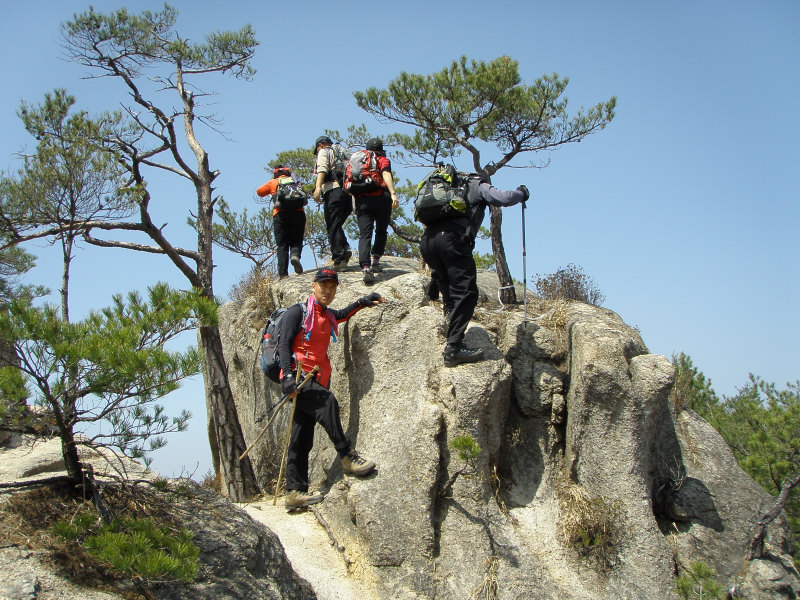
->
[0, 438, 316, 600]
[217, 257, 798, 600]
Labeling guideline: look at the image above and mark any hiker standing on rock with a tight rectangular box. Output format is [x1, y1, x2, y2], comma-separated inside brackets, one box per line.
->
[343, 138, 399, 285]
[277, 267, 383, 510]
[312, 136, 353, 272]
[419, 173, 529, 367]
[256, 165, 308, 279]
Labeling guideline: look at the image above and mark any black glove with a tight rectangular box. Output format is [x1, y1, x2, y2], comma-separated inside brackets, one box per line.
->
[427, 277, 440, 301]
[517, 185, 530, 203]
[281, 373, 297, 396]
[359, 291, 382, 306]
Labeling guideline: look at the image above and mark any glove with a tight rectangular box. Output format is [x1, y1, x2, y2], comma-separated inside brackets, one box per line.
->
[359, 292, 382, 306]
[281, 373, 298, 396]
[517, 185, 530, 203]
[427, 277, 440, 301]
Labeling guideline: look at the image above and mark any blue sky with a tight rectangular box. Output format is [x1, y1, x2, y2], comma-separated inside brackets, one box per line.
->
[2, 1, 798, 477]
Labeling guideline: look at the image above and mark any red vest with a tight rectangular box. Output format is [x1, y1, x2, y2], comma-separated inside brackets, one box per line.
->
[291, 301, 336, 388]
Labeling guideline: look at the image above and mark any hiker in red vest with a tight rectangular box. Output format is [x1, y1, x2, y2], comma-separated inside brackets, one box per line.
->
[345, 138, 399, 285]
[256, 165, 308, 279]
[276, 267, 384, 510]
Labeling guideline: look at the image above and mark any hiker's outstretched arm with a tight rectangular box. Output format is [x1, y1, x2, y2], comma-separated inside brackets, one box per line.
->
[330, 293, 384, 322]
[478, 183, 526, 207]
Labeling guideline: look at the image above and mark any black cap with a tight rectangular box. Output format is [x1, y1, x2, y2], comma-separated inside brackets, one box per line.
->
[314, 135, 333, 154]
[365, 137, 383, 152]
[313, 267, 339, 284]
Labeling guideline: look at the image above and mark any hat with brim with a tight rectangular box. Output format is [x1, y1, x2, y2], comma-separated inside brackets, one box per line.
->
[314, 135, 333, 155]
[313, 267, 339, 284]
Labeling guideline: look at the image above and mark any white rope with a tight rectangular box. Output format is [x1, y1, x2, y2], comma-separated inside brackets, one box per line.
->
[497, 285, 514, 307]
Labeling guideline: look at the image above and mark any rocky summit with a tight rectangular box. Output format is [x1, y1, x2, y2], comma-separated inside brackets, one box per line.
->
[216, 257, 800, 600]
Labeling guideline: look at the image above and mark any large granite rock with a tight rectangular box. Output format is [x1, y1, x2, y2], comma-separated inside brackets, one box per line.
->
[218, 257, 798, 600]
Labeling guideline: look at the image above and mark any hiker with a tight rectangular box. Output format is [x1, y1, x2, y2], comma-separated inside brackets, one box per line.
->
[312, 136, 353, 272]
[419, 174, 529, 367]
[256, 165, 307, 279]
[346, 138, 399, 284]
[277, 267, 384, 510]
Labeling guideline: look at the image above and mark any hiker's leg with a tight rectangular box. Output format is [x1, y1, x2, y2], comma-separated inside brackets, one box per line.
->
[273, 211, 290, 278]
[300, 380, 351, 456]
[285, 409, 316, 493]
[439, 232, 478, 346]
[323, 188, 352, 263]
[289, 211, 306, 260]
[370, 192, 392, 259]
[355, 201, 375, 269]
[421, 230, 454, 314]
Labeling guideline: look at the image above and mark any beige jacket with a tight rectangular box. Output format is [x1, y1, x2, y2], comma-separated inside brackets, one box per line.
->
[315, 147, 341, 195]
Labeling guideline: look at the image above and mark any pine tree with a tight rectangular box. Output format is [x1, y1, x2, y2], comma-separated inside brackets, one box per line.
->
[355, 56, 616, 303]
[59, 5, 260, 499]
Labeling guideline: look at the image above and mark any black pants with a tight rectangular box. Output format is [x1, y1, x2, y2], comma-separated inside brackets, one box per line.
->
[323, 187, 352, 263]
[355, 192, 392, 268]
[285, 379, 351, 492]
[273, 210, 306, 277]
[419, 227, 478, 347]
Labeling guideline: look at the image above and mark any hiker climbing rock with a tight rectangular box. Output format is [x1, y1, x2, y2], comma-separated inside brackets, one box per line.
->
[256, 165, 308, 278]
[312, 135, 353, 272]
[416, 168, 529, 367]
[277, 267, 383, 510]
[343, 138, 399, 284]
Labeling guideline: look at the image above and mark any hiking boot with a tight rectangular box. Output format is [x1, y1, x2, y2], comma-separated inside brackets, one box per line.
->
[371, 257, 384, 273]
[333, 249, 352, 272]
[443, 344, 484, 368]
[284, 490, 324, 511]
[362, 267, 375, 285]
[341, 450, 375, 477]
[290, 256, 303, 274]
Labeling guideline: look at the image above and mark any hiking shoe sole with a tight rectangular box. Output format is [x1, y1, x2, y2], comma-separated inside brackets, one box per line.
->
[291, 257, 303, 274]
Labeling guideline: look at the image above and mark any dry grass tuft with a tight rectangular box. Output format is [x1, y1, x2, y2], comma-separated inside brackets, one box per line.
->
[557, 482, 622, 572]
[470, 555, 499, 600]
[533, 298, 570, 331]
[229, 266, 274, 308]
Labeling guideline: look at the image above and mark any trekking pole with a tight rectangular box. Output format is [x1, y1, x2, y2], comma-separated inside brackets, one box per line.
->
[274, 365, 309, 505]
[239, 366, 320, 461]
[522, 199, 528, 322]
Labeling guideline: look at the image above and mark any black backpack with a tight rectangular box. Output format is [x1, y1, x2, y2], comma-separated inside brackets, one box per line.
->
[413, 165, 468, 226]
[273, 176, 309, 210]
[260, 303, 307, 383]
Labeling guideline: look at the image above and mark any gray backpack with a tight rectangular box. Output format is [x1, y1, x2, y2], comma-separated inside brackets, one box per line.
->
[325, 144, 352, 186]
[413, 165, 467, 225]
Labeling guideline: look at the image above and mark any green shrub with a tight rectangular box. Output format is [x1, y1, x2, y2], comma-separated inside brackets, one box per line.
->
[675, 560, 723, 599]
[53, 513, 199, 582]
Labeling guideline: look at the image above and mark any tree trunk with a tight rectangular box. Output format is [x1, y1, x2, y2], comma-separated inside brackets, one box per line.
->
[199, 325, 259, 502]
[747, 469, 800, 560]
[489, 206, 517, 305]
[55, 408, 83, 484]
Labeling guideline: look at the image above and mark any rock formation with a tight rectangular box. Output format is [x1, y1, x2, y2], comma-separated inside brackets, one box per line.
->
[217, 257, 799, 599]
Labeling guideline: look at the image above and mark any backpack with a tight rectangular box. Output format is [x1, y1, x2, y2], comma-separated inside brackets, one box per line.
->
[322, 144, 352, 186]
[260, 303, 307, 383]
[273, 176, 309, 210]
[413, 165, 468, 225]
[343, 150, 385, 194]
